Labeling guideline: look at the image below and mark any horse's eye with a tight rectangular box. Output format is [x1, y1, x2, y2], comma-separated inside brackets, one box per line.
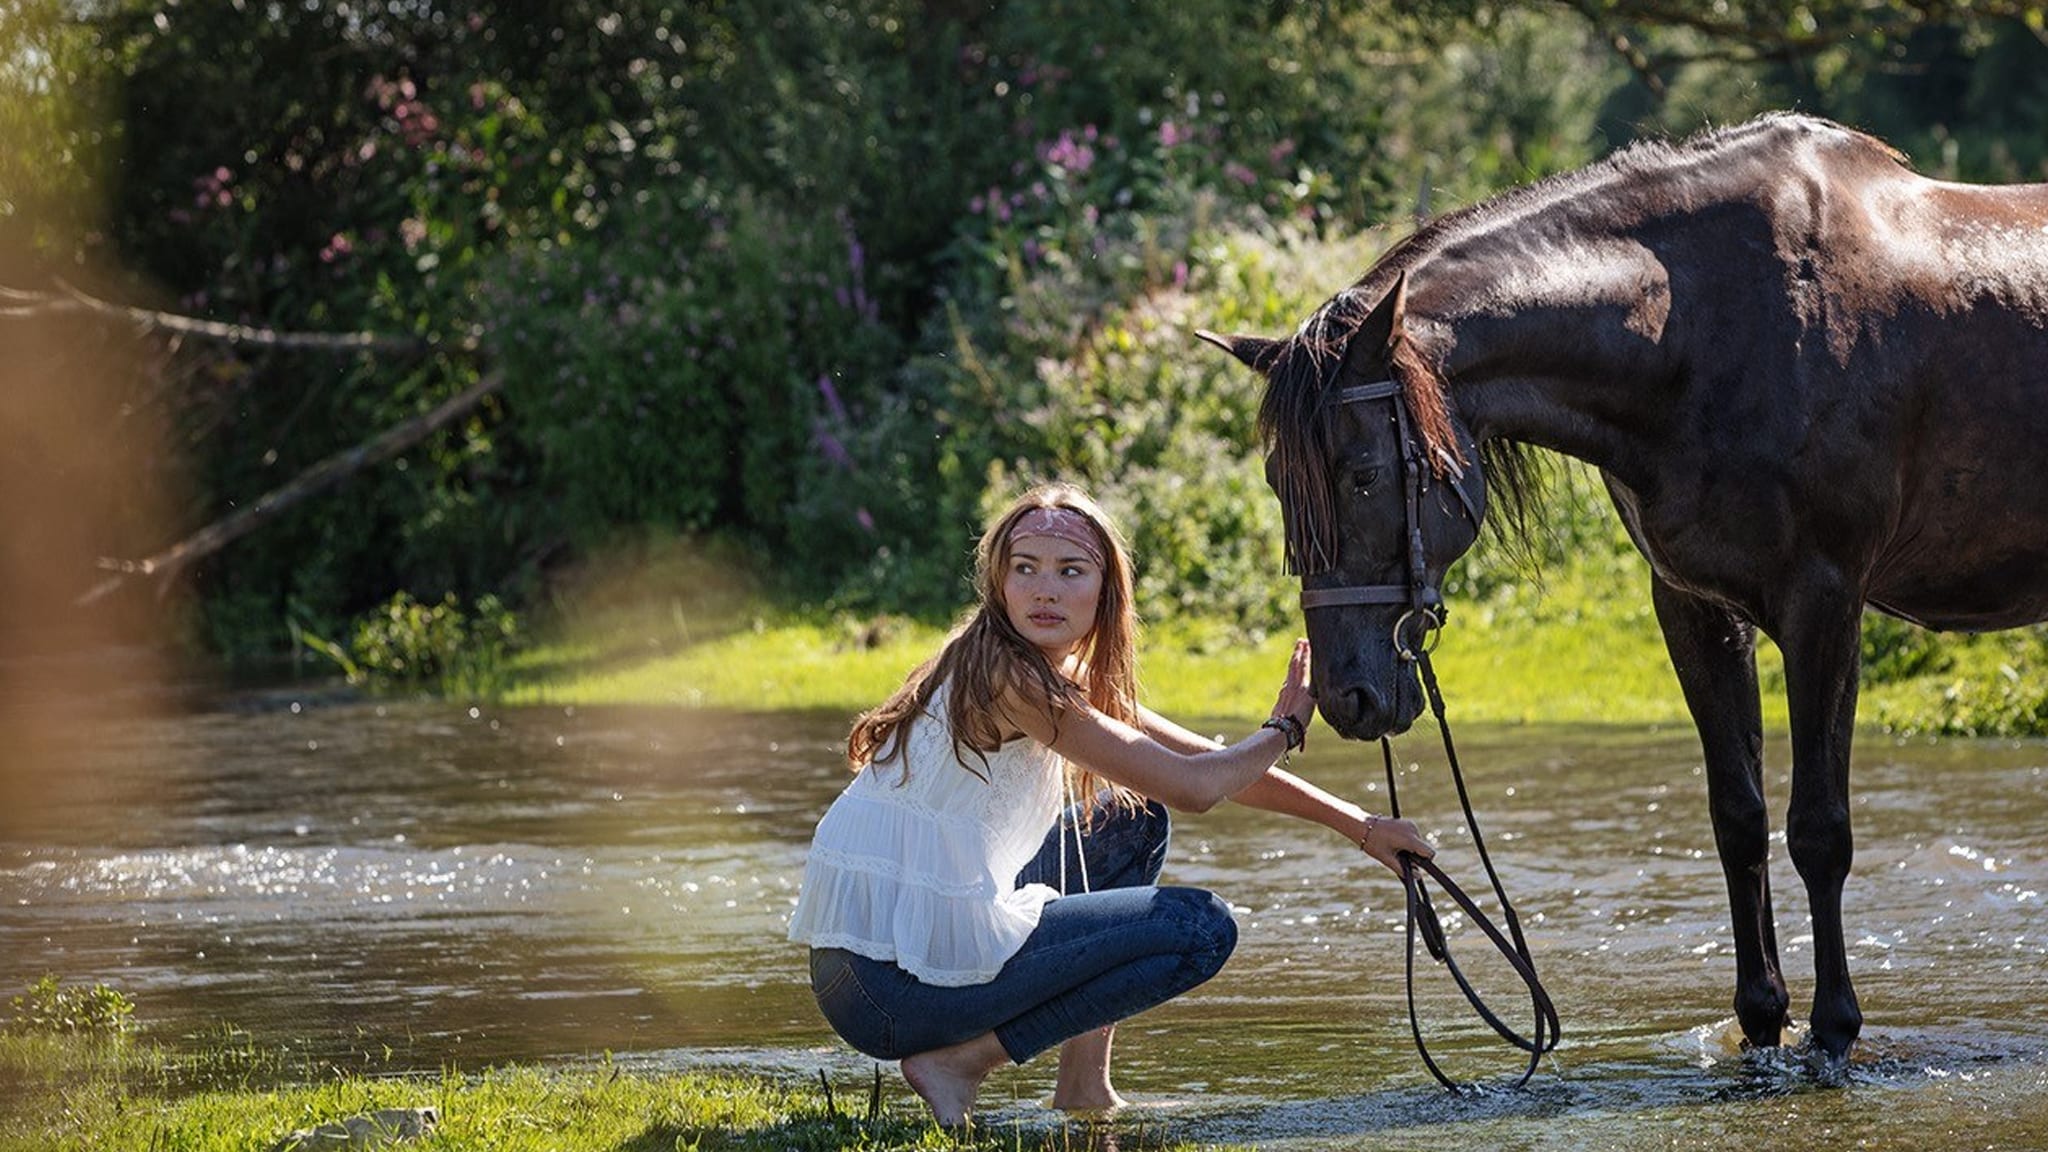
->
[1351, 466, 1381, 494]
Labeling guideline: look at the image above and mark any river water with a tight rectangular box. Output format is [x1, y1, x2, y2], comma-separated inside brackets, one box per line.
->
[4, 693, 2047, 1149]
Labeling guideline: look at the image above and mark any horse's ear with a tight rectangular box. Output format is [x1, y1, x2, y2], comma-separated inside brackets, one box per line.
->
[1344, 270, 1409, 376]
[1195, 328, 1283, 373]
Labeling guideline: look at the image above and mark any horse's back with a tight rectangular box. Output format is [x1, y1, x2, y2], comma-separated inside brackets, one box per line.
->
[1631, 117, 2048, 627]
[1825, 151, 2048, 627]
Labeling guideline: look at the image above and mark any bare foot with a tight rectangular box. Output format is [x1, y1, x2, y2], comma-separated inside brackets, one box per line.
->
[899, 1033, 1008, 1126]
[1051, 1025, 1127, 1113]
[1050, 1084, 1129, 1113]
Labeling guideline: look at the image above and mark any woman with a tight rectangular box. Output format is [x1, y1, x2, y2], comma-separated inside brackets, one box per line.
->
[787, 483, 1432, 1124]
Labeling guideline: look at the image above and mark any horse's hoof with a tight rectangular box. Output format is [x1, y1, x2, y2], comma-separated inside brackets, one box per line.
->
[1796, 1040, 1853, 1085]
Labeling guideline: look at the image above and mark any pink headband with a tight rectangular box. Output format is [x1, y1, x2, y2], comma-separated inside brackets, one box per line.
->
[1007, 506, 1106, 568]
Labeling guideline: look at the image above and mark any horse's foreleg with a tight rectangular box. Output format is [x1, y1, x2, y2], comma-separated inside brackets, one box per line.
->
[1775, 589, 1865, 1068]
[1650, 578, 1788, 1047]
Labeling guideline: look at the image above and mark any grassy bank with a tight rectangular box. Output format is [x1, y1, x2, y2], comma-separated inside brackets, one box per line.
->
[493, 539, 2048, 740]
[498, 559, 1793, 731]
[0, 1032, 1224, 1152]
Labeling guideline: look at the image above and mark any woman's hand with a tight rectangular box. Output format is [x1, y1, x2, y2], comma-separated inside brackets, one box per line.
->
[1269, 638, 1316, 738]
[1358, 813, 1434, 875]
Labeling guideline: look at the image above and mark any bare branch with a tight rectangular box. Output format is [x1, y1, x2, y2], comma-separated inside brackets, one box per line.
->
[78, 370, 506, 605]
[1, 280, 428, 353]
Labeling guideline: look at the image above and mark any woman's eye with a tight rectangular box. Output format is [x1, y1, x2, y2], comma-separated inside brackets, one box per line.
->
[1060, 565, 1083, 578]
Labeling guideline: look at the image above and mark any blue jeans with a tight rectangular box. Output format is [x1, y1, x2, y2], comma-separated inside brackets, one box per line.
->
[809, 797, 1237, 1063]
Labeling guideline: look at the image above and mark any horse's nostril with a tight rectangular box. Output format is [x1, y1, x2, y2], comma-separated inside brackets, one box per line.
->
[1354, 683, 1388, 726]
[1329, 683, 1387, 731]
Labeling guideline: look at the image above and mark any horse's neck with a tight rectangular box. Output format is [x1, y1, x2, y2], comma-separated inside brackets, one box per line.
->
[1424, 239, 1691, 480]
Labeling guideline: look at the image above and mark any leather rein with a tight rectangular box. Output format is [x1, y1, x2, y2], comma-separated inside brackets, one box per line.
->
[1303, 378, 1560, 1092]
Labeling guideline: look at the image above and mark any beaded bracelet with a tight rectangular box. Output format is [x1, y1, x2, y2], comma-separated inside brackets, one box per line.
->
[1359, 812, 1382, 853]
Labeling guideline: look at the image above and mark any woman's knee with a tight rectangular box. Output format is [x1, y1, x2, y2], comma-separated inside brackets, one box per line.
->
[1159, 886, 1236, 974]
[1096, 796, 1172, 887]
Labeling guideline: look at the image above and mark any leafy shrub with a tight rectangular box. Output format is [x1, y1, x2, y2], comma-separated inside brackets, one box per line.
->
[485, 185, 905, 578]
[1869, 628, 2048, 737]
[6, 976, 135, 1038]
[347, 591, 518, 690]
[1860, 612, 1952, 684]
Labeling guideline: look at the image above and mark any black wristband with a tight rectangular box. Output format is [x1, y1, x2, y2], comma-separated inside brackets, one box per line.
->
[1261, 714, 1304, 752]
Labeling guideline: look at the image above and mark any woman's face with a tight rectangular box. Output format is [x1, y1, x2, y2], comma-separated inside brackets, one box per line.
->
[1002, 533, 1105, 663]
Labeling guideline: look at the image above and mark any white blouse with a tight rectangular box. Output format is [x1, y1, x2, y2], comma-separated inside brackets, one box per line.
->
[787, 682, 1065, 986]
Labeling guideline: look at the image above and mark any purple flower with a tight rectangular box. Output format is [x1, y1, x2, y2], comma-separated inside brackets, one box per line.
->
[814, 426, 852, 470]
[817, 374, 847, 421]
[856, 507, 875, 532]
[1041, 129, 1095, 175]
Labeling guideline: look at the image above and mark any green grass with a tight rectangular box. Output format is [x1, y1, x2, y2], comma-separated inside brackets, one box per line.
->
[486, 502, 2048, 739]
[503, 617, 947, 714]
[0, 1034, 1228, 1152]
[498, 563, 1796, 732]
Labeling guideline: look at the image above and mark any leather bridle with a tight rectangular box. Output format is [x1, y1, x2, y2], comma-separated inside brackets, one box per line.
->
[1294, 375, 1559, 1092]
[1297, 378, 1481, 664]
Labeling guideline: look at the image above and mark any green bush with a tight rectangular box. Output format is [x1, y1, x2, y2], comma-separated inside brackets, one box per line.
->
[1869, 627, 2048, 737]
[347, 591, 519, 692]
[6, 976, 135, 1038]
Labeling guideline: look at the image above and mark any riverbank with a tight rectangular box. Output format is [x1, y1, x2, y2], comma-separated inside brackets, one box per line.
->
[0, 1032, 1223, 1152]
[495, 559, 1777, 729]
[489, 544, 2048, 738]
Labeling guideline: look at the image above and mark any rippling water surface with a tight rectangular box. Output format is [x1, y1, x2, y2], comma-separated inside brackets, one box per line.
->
[5, 693, 2047, 1148]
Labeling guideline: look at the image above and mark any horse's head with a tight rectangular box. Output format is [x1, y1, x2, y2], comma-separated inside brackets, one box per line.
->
[1202, 273, 1485, 739]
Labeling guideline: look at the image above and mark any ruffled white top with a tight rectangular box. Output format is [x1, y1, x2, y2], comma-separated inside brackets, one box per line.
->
[787, 681, 1065, 986]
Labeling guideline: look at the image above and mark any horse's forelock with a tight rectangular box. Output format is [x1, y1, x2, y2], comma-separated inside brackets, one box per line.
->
[1259, 322, 1341, 575]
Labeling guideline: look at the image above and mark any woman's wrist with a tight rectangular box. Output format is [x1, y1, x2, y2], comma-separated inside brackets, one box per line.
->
[1260, 713, 1305, 752]
[1358, 813, 1382, 852]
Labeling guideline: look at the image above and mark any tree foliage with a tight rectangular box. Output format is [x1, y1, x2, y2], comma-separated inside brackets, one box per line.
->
[3, 0, 2045, 688]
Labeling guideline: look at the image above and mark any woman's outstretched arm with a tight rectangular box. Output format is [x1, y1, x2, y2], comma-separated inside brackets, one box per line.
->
[1136, 703, 1433, 874]
[1001, 641, 1312, 813]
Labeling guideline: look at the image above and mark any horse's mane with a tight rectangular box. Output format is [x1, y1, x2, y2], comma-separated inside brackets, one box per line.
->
[1390, 112, 1903, 264]
[1258, 114, 1901, 573]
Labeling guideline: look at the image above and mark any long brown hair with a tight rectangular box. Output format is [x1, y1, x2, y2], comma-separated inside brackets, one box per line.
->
[846, 483, 1142, 810]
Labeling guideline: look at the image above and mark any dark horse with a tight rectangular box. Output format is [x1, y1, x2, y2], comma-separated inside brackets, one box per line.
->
[1202, 113, 2048, 1069]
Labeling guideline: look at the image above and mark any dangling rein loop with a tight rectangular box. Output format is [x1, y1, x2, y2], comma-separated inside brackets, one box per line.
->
[1380, 650, 1560, 1092]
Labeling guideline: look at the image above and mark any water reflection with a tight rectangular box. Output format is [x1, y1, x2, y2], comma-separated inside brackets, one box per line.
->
[3, 698, 2048, 1146]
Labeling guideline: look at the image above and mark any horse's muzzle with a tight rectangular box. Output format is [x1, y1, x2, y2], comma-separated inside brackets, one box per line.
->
[1318, 675, 1419, 740]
